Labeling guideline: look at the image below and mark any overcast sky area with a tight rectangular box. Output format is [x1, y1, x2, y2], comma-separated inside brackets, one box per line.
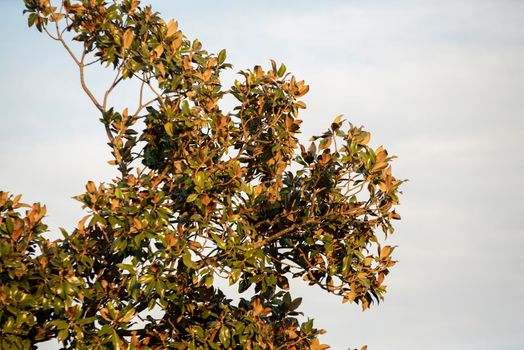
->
[1, 0, 524, 349]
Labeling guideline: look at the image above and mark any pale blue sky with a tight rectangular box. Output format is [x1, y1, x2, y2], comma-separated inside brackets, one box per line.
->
[1, 1, 524, 349]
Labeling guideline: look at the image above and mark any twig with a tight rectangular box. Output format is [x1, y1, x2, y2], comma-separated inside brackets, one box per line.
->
[103, 68, 123, 110]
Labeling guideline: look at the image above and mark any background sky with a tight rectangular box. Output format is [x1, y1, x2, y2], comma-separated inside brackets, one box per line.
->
[1, 0, 524, 349]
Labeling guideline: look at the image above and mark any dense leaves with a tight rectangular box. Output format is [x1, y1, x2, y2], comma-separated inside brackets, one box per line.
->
[1, 0, 402, 348]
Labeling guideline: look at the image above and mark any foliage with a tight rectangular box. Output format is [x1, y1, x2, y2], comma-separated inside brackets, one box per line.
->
[1, 0, 403, 348]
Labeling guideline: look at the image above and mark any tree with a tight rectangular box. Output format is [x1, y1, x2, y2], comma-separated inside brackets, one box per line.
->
[0, 0, 403, 349]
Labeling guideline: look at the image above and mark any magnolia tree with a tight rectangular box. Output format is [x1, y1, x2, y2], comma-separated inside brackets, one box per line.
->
[0, 0, 403, 349]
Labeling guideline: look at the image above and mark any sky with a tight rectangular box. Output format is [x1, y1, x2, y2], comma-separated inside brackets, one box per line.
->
[1, 0, 524, 349]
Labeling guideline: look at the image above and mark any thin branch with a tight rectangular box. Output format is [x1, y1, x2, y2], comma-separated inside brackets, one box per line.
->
[54, 21, 80, 65]
[146, 80, 167, 109]
[52, 18, 104, 113]
[103, 68, 123, 110]
[43, 27, 59, 41]
[138, 76, 145, 107]
[132, 77, 153, 116]
[78, 49, 105, 113]
[133, 97, 159, 117]
[84, 58, 101, 67]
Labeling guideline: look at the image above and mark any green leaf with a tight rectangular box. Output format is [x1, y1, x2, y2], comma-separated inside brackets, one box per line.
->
[204, 274, 214, 288]
[138, 274, 155, 284]
[218, 49, 227, 64]
[229, 269, 241, 285]
[278, 63, 287, 77]
[112, 328, 120, 350]
[210, 232, 226, 249]
[187, 193, 199, 202]
[219, 326, 231, 347]
[58, 328, 68, 342]
[164, 122, 174, 137]
[183, 249, 195, 269]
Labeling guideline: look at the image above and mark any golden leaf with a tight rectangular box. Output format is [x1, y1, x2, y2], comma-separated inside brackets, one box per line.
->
[152, 44, 164, 59]
[122, 28, 134, 51]
[170, 34, 183, 51]
[77, 215, 89, 233]
[358, 132, 371, 146]
[310, 338, 330, 350]
[380, 246, 393, 259]
[286, 329, 298, 339]
[252, 298, 271, 316]
[86, 181, 96, 193]
[203, 69, 212, 82]
[129, 1, 139, 13]
[252, 298, 263, 316]
[361, 297, 370, 311]
[133, 218, 142, 229]
[343, 291, 357, 304]
[157, 63, 166, 77]
[375, 146, 387, 163]
[297, 84, 310, 97]
[166, 19, 178, 37]
[371, 162, 388, 173]
[296, 101, 307, 109]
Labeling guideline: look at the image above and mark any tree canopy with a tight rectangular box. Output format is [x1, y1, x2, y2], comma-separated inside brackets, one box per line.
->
[0, 0, 403, 349]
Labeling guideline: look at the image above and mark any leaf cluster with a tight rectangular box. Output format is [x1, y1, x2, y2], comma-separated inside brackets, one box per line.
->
[2, 0, 403, 348]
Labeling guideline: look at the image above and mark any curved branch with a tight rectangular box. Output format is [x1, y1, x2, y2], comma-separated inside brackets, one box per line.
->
[103, 69, 124, 110]
[52, 18, 104, 113]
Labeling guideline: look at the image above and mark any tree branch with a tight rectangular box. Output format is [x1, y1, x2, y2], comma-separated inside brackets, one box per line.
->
[253, 219, 319, 249]
[78, 49, 104, 113]
[103, 69, 123, 110]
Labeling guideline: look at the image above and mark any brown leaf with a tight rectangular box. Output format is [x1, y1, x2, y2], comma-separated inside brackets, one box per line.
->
[202, 195, 211, 206]
[390, 211, 401, 220]
[252, 298, 271, 316]
[378, 272, 385, 285]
